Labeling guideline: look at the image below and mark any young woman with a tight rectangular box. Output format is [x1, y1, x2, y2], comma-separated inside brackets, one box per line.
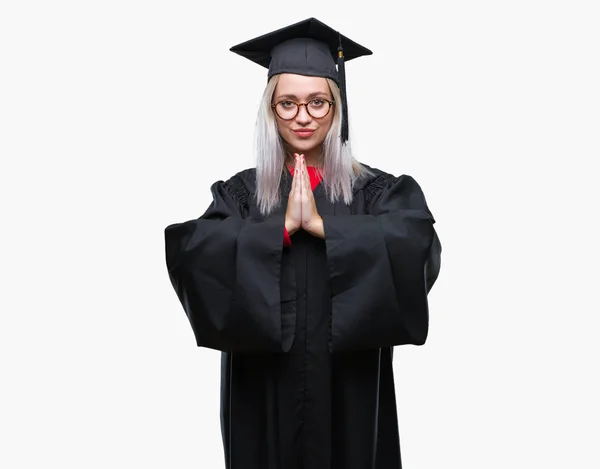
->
[164, 17, 442, 469]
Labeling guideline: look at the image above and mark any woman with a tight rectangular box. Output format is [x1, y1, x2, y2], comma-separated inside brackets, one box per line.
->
[164, 17, 442, 469]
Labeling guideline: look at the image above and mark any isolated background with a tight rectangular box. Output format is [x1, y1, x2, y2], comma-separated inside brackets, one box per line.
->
[1, 1, 599, 468]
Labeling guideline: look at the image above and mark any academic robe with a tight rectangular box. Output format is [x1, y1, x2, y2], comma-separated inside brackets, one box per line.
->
[164, 164, 442, 469]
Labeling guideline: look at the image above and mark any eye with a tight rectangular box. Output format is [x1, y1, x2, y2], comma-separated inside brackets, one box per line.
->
[280, 101, 295, 108]
[311, 99, 325, 107]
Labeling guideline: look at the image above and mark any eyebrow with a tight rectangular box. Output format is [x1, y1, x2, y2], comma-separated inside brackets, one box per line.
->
[275, 92, 331, 101]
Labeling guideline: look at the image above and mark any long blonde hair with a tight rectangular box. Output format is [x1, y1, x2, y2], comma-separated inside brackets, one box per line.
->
[254, 74, 371, 215]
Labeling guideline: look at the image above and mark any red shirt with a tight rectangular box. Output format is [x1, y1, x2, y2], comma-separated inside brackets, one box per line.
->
[283, 166, 323, 247]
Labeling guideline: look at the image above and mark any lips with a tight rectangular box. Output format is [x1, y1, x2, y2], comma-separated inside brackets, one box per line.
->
[293, 129, 314, 137]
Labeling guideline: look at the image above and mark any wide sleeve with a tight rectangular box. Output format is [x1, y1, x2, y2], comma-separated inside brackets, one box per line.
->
[164, 177, 295, 353]
[322, 174, 441, 352]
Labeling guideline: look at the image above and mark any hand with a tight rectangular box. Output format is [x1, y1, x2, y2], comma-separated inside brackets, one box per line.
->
[299, 157, 324, 239]
[284, 154, 302, 235]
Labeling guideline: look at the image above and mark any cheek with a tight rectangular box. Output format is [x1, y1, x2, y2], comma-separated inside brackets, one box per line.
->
[317, 116, 333, 139]
[276, 119, 292, 136]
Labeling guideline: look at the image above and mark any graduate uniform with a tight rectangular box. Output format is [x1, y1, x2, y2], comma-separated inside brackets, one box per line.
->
[164, 18, 442, 469]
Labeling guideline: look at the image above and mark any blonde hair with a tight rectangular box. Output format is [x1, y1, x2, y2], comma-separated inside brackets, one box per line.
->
[254, 74, 372, 216]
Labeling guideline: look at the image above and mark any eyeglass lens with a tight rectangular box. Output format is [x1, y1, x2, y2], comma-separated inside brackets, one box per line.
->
[274, 99, 331, 119]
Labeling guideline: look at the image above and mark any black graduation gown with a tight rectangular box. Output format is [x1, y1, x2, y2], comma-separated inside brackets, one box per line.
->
[164, 164, 441, 469]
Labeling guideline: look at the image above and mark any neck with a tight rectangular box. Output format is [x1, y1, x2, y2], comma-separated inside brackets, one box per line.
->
[285, 145, 322, 167]
[302, 153, 319, 166]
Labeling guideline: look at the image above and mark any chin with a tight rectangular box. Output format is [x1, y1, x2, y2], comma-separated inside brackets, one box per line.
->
[295, 143, 319, 154]
[287, 137, 321, 154]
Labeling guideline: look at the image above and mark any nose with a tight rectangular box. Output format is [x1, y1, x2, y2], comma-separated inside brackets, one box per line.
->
[294, 104, 312, 125]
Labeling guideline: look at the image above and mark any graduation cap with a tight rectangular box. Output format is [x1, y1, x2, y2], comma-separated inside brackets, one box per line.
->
[230, 17, 372, 144]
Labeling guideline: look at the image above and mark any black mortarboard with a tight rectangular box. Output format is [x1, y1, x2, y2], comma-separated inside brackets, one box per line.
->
[230, 17, 372, 144]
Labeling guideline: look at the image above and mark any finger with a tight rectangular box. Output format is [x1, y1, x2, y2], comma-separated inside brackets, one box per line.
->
[295, 154, 301, 179]
[291, 155, 298, 186]
[300, 157, 306, 186]
[303, 159, 311, 190]
[295, 155, 302, 194]
[302, 162, 309, 200]
[290, 173, 297, 200]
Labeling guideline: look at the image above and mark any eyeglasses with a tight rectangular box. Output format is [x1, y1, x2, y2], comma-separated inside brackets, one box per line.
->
[271, 98, 335, 120]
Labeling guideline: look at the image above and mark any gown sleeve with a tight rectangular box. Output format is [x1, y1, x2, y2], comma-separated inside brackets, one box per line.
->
[164, 176, 294, 353]
[322, 174, 442, 352]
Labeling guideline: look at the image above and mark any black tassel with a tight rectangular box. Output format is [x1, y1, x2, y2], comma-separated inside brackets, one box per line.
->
[337, 34, 349, 144]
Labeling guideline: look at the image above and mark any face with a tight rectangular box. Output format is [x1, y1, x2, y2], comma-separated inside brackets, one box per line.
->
[272, 73, 334, 159]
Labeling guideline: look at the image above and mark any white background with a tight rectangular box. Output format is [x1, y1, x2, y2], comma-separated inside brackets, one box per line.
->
[1, 0, 599, 468]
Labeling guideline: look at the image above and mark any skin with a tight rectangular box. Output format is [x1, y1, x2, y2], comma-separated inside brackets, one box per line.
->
[274, 73, 332, 239]
[285, 153, 325, 239]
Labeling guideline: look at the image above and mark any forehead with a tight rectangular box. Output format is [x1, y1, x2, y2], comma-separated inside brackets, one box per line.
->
[274, 73, 331, 98]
